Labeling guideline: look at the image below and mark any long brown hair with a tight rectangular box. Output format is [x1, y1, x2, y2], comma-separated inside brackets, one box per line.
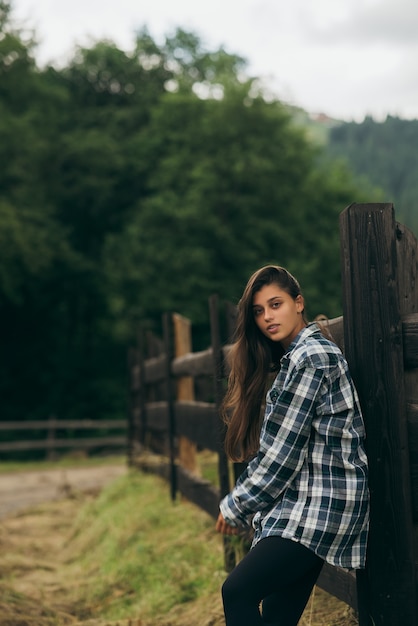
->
[222, 265, 306, 462]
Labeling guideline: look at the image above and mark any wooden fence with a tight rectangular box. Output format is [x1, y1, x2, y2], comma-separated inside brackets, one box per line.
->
[128, 203, 418, 626]
[0, 417, 127, 459]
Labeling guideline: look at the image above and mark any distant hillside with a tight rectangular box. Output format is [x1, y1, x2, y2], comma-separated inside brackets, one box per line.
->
[292, 111, 418, 234]
[287, 105, 343, 145]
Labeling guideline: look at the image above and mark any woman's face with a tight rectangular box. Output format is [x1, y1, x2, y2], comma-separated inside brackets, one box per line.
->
[252, 283, 305, 350]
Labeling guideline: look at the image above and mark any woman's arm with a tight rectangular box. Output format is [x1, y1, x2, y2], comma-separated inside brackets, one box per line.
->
[219, 365, 325, 526]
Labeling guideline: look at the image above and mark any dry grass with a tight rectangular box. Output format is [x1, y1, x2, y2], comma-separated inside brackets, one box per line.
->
[0, 467, 358, 626]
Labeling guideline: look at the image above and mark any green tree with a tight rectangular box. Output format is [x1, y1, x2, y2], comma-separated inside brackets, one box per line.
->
[327, 115, 418, 233]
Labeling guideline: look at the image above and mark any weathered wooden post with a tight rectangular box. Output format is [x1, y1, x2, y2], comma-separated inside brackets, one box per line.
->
[163, 312, 177, 502]
[173, 313, 199, 474]
[340, 203, 417, 625]
[397, 221, 418, 528]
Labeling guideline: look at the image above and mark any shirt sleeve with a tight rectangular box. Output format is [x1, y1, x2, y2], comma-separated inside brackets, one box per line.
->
[220, 365, 325, 527]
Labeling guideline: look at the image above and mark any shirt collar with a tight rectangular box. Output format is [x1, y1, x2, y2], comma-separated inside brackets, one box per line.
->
[282, 322, 320, 357]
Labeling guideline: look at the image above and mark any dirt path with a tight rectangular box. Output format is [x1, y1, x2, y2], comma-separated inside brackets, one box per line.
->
[0, 464, 127, 519]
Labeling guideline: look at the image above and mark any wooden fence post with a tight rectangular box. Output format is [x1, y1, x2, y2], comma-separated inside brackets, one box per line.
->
[340, 203, 417, 625]
[173, 313, 198, 474]
[163, 312, 177, 502]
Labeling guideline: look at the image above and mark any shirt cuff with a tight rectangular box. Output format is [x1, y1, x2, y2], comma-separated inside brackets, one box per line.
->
[219, 493, 248, 527]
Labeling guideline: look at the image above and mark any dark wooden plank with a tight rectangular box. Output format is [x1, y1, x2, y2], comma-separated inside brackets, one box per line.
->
[396, 223, 418, 536]
[141, 401, 221, 451]
[133, 456, 220, 519]
[176, 464, 220, 519]
[172, 347, 214, 377]
[175, 401, 220, 452]
[145, 401, 169, 432]
[144, 347, 215, 381]
[143, 354, 166, 384]
[395, 222, 418, 314]
[340, 203, 417, 626]
[317, 564, 357, 611]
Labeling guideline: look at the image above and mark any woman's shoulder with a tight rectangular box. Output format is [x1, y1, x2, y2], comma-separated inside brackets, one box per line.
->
[289, 324, 345, 372]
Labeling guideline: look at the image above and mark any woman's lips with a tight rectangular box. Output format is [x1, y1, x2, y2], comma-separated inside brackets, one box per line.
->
[267, 324, 279, 333]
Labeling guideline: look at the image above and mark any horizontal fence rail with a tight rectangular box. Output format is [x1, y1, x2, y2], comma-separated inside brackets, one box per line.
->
[0, 418, 127, 455]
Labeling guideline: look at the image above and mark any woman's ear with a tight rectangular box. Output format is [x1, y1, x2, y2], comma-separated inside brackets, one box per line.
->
[296, 295, 304, 314]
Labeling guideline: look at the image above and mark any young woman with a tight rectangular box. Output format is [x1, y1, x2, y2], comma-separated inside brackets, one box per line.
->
[215, 265, 369, 626]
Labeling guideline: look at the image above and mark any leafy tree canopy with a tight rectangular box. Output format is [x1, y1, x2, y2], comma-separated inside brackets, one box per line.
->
[0, 0, 376, 427]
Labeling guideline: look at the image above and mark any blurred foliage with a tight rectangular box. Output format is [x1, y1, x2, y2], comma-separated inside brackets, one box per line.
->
[1, 1, 379, 427]
[325, 115, 418, 234]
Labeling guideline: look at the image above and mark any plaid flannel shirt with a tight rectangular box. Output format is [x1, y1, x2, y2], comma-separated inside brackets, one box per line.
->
[220, 323, 369, 569]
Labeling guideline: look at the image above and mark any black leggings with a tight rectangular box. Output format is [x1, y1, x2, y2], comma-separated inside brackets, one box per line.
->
[221, 536, 324, 626]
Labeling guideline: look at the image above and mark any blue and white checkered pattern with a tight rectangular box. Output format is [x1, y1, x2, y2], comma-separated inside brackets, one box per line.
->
[220, 323, 369, 569]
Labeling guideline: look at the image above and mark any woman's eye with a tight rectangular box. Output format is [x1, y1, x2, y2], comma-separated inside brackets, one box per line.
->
[272, 302, 280, 308]
[254, 308, 263, 316]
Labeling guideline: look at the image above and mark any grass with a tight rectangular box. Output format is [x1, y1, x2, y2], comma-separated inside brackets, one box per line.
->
[0, 457, 358, 625]
[63, 470, 225, 621]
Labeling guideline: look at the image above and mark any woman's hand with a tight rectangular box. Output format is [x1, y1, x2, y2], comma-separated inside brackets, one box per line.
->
[216, 512, 239, 535]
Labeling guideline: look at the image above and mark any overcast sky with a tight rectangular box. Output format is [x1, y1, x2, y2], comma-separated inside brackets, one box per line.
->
[12, 0, 418, 122]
